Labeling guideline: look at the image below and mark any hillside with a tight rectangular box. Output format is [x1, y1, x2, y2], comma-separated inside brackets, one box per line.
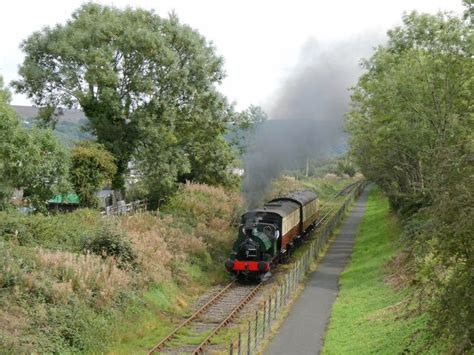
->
[12, 105, 93, 146]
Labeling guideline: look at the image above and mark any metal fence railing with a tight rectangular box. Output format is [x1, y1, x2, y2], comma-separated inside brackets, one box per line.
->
[101, 199, 147, 216]
[227, 182, 366, 355]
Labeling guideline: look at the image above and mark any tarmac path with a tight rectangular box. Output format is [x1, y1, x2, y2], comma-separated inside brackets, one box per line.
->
[264, 187, 370, 355]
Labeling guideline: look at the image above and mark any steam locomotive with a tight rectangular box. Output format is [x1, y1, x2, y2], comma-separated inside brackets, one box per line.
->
[225, 190, 319, 280]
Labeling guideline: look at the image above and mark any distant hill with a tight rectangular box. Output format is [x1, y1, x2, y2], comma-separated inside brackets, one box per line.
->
[11, 105, 93, 147]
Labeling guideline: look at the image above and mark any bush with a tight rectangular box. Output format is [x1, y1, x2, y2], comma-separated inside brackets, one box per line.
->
[0, 209, 103, 251]
[82, 225, 137, 270]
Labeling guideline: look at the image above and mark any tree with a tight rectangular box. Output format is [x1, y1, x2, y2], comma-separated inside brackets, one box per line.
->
[347, 11, 473, 351]
[70, 142, 117, 208]
[13, 4, 236, 199]
[0, 76, 18, 208]
[21, 128, 70, 212]
[0, 76, 69, 212]
[229, 104, 268, 156]
[348, 11, 473, 211]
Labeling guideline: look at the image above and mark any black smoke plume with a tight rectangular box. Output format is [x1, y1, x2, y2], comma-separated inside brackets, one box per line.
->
[242, 35, 383, 207]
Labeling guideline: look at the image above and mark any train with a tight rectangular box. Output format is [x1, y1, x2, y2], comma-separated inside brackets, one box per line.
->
[225, 190, 319, 280]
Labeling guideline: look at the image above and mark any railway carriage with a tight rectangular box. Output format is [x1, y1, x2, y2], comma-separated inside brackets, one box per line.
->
[225, 190, 319, 280]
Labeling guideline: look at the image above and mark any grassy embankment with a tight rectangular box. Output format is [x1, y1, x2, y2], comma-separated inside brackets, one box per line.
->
[0, 174, 358, 353]
[198, 174, 363, 348]
[322, 187, 445, 354]
[0, 183, 242, 353]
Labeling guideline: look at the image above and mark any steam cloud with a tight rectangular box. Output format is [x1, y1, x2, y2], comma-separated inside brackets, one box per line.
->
[242, 34, 383, 207]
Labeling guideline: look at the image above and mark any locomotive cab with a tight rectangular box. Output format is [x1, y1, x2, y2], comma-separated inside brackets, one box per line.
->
[226, 217, 278, 280]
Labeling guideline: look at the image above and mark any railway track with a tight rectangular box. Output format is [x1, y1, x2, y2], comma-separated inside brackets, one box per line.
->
[315, 181, 361, 228]
[147, 180, 363, 354]
[148, 281, 262, 354]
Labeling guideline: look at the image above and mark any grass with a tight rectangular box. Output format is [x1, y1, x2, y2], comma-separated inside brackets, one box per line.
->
[0, 175, 363, 353]
[322, 187, 444, 354]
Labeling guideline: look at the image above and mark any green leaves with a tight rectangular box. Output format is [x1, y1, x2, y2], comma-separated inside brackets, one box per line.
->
[348, 11, 473, 209]
[70, 142, 117, 208]
[347, 10, 474, 350]
[14, 3, 236, 198]
[0, 82, 69, 211]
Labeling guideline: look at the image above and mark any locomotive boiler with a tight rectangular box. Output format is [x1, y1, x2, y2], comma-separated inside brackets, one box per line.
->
[225, 190, 319, 280]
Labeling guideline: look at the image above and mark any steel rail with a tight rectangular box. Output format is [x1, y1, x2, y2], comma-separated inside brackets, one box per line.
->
[314, 181, 362, 229]
[147, 280, 236, 354]
[318, 180, 360, 210]
[191, 283, 263, 354]
[147, 181, 362, 354]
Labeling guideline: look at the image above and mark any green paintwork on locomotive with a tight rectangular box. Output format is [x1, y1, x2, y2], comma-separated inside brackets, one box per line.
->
[229, 224, 278, 261]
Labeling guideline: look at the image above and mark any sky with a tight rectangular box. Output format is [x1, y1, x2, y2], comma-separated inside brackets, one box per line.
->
[0, 0, 465, 111]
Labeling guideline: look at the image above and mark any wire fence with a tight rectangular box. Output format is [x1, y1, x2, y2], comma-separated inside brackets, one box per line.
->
[226, 182, 366, 355]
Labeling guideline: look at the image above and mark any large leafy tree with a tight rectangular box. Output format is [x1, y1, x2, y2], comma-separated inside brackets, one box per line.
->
[348, 11, 473, 211]
[0, 76, 69, 212]
[13, 3, 236, 197]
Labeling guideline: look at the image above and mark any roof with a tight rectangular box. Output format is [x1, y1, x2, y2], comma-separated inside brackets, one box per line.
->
[270, 190, 317, 207]
[48, 193, 80, 204]
[242, 200, 300, 220]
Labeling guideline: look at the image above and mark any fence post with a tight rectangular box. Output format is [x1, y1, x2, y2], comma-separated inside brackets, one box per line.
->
[290, 269, 294, 292]
[238, 332, 241, 355]
[255, 310, 258, 349]
[268, 295, 272, 328]
[230, 342, 234, 355]
[247, 321, 251, 355]
[280, 283, 284, 309]
[262, 300, 266, 338]
[274, 290, 278, 320]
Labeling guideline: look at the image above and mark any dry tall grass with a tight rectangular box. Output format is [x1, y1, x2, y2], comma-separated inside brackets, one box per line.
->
[120, 182, 243, 285]
[33, 249, 132, 309]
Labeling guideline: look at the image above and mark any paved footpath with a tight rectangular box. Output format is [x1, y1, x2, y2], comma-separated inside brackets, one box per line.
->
[265, 187, 370, 355]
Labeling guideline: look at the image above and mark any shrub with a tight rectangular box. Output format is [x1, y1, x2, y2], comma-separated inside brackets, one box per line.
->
[82, 225, 137, 270]
[0, 209, 104, 251]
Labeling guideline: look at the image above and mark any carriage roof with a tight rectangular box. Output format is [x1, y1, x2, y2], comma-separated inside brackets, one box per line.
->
[242, 200, 300, 220]
[269, 190, 317, 207]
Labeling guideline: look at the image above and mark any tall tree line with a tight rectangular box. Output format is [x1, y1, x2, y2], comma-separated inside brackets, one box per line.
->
[347, 7, 473, 352]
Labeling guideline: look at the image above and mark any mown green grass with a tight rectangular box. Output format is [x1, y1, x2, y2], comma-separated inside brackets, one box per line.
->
[322, 187, 444, 354]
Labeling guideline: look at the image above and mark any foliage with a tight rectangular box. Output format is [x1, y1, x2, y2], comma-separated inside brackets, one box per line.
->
[0, 209, 103, 250]
[20, 128, 70, 211]
[0, 76, 69, 212]
[335, 154, 356, 177]
[0, 181, 245, 353]
[144, 183, 242, 268]
[13, 3, 238, 199]
[347, 10, 473, 352]
[83, 225, 137, 270]
[229, 104, 268, 156]
[0, 76, 17, 208]
[70, 141, 116, 208]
